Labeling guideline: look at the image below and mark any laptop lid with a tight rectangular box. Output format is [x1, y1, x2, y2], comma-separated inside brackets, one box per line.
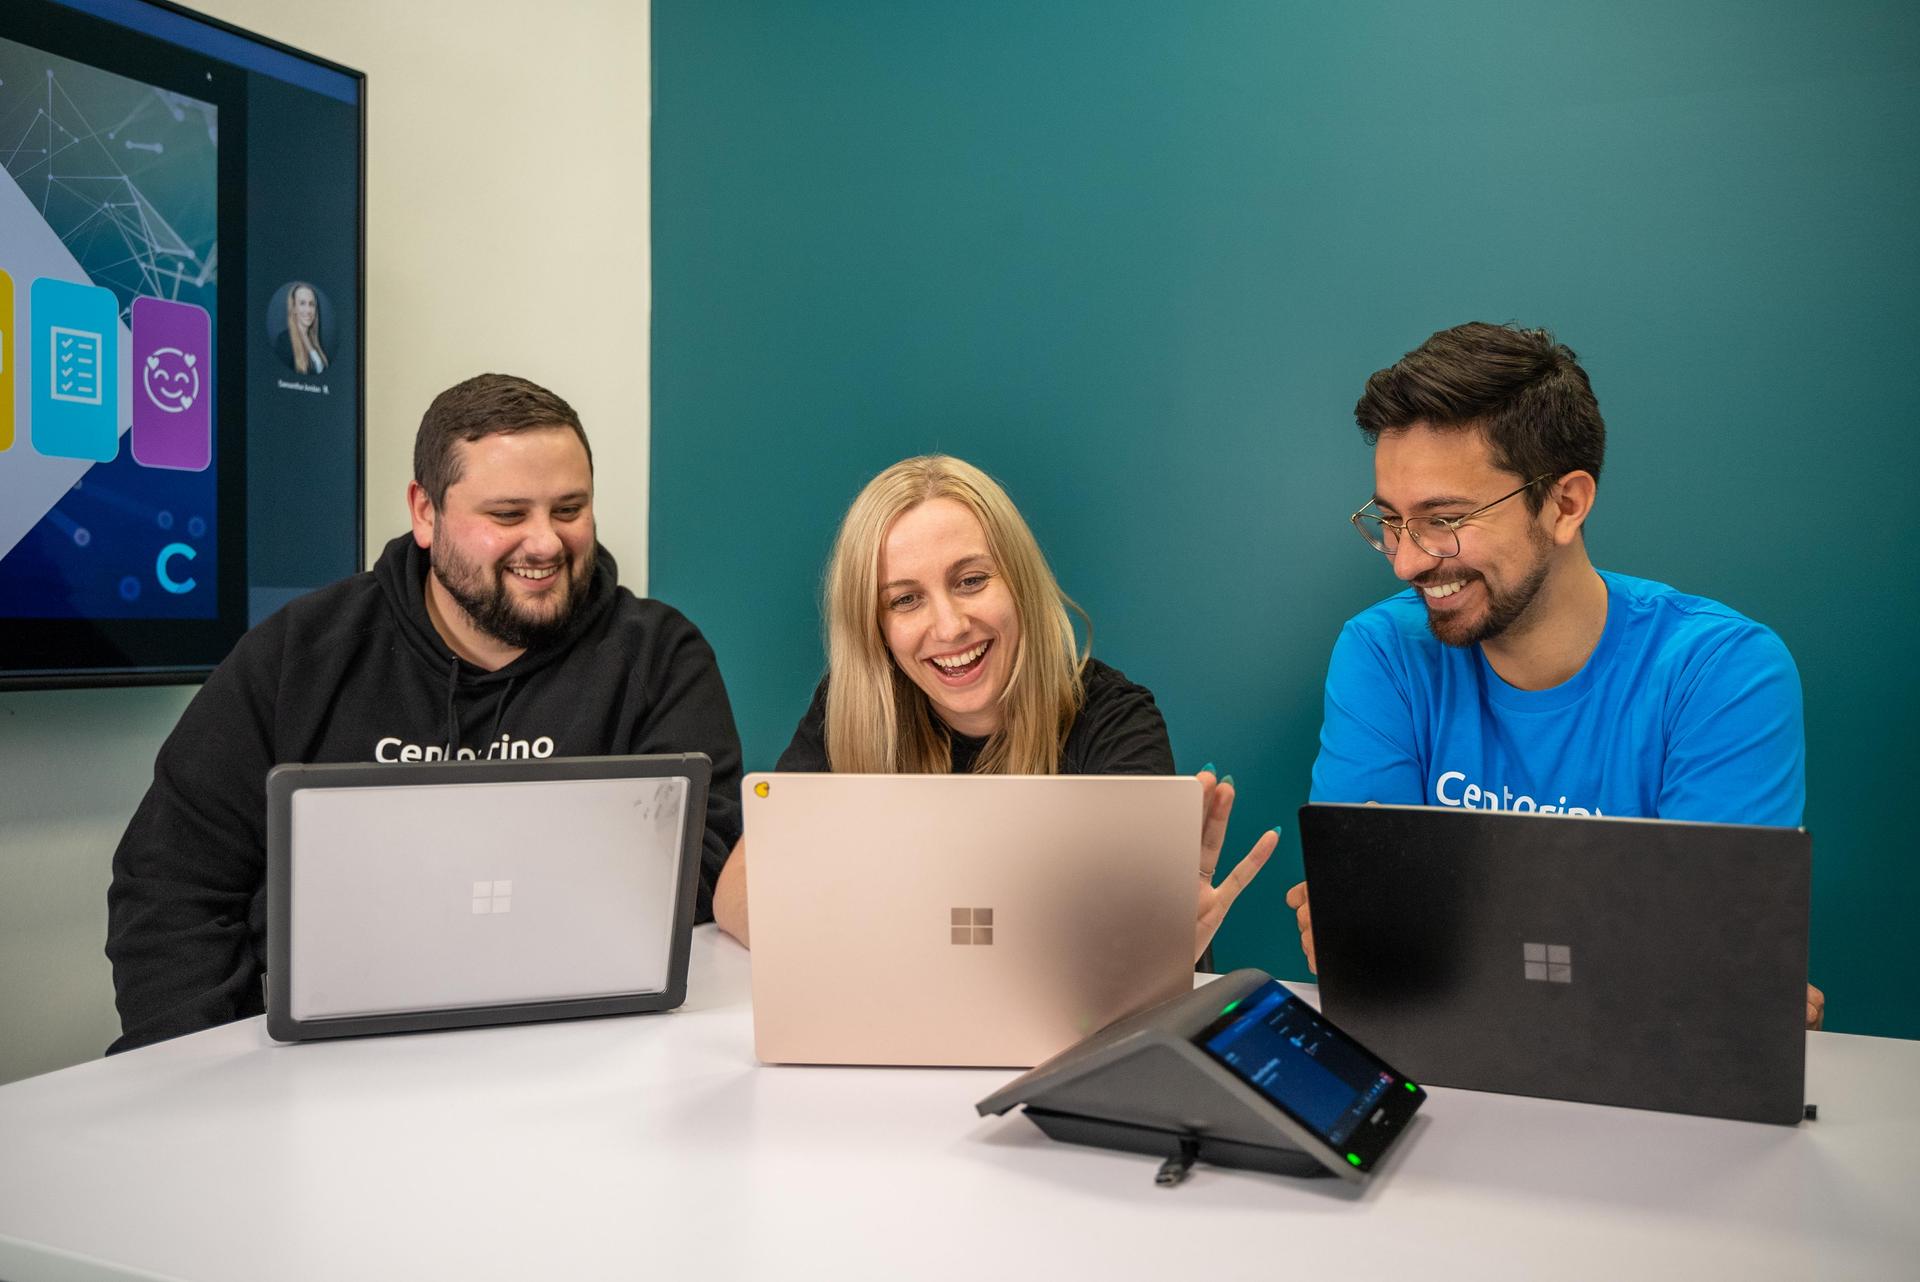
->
[745, 773, 1198, 1068]
[266, 753, 711, 1042]
[1299, 803, 1810, 1124]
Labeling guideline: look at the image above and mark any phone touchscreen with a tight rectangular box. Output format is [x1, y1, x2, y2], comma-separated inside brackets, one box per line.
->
[1196, 980, 1424, 1171]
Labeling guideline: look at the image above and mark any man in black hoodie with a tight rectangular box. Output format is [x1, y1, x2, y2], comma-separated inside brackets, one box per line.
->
[106, 374, 744, 1052]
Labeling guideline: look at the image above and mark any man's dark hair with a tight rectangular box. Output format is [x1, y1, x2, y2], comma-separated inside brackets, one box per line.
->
[1354, 322, 1604, 511]
[414, 373, 592, 507]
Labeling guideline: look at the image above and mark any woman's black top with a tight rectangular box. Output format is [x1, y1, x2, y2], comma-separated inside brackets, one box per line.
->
[774, 658, 1175, 775]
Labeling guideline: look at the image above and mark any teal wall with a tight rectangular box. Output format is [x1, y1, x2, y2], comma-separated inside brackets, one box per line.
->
[651, 1, 1920, 1037]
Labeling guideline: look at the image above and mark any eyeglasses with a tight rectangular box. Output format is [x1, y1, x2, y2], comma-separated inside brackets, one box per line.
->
[1351, 474, 1555, 559]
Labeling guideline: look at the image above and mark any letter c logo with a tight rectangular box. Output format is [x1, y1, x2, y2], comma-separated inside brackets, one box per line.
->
[1435, 770, 1465, 806]
[156, 542, 197, 595]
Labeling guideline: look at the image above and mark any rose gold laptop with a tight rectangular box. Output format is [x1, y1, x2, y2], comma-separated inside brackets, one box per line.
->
[744, 773, 1198, 1067]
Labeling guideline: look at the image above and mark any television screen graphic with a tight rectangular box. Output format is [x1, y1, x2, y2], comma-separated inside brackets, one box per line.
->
[0, 37, 222, 621]
[0, 1, 363, 688]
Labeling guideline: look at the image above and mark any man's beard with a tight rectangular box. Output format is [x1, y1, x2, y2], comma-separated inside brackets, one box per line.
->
[1419, 530, 1551, 649]
[431, 538, 593, 651]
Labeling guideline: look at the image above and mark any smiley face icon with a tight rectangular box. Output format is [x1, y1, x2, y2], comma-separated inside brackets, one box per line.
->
[143, 347, 199, 414]
[131, 297, 212, 472]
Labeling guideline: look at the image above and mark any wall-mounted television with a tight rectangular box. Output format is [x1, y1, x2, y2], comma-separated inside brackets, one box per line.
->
[0, 0, 363, 689]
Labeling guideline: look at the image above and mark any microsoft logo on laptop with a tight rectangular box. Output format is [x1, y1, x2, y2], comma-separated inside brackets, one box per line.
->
[950, 907, 993, 945]
[1523, 942, 1572, 983]
[472, 880, 513, 915]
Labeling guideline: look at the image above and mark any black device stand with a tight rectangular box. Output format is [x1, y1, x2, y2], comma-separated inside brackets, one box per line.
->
[977, 969, 1346, 1185]
[1022, 1109, 1325, 1183]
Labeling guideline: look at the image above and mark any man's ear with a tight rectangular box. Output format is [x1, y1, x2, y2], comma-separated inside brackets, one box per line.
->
[407, 480, 436, 550]
[1544, 471, 1596, 546]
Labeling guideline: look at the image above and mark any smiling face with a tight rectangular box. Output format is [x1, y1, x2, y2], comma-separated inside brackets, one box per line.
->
[411, 426, 596, 659]
[291, 286, 317, 333]
[1372, 424, 1555, 648]
[877, 497, 1022, 738]
[142, 348, 199, 412]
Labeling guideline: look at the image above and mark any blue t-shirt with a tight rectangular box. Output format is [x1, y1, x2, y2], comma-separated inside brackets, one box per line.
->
[1309, 571, 1804, 826]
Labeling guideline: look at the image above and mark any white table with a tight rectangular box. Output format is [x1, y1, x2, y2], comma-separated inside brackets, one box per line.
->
[1, 926, 1914, 1281]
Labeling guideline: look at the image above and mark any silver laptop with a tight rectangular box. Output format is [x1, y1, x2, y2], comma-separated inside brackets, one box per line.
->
[744, 773, 1198, 1068]
[266, 754, 710, 1041]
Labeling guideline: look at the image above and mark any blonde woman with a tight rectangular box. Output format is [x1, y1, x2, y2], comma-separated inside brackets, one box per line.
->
[276, 282, 328, 375]
[712, 455, 1274, 960]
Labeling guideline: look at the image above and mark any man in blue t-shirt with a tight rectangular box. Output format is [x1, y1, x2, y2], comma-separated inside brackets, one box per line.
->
[1287, 322, 1822, 1027]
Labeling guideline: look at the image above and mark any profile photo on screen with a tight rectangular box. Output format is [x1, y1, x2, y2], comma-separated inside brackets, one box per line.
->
[270, 280, 331, 375]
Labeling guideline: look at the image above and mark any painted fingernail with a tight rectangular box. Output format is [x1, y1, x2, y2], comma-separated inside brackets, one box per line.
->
[1271, 826, 1284, 837]
[1221, 774, 1234, 787]
[1201, 762, 1216, 775]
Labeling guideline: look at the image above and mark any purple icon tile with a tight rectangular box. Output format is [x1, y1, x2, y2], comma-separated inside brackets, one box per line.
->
[131, 297, 211, 471]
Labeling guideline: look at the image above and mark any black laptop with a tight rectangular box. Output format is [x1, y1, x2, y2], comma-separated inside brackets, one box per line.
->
[1298, 803, 1811, 1125]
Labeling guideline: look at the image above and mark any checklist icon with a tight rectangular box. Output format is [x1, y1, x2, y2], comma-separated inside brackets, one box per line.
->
[50, 326, 104, 405]
[30, 276, 120, 463]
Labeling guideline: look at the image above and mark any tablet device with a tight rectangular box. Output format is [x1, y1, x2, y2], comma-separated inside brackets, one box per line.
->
[978, 968, 1425, 1183]
[266, 753, 710, 1042]
[1193, 977, 1423, 1174]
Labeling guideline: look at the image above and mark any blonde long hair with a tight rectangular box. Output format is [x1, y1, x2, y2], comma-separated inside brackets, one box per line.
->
[285, 282, 327, 374]
[823, 456, 1087, 775]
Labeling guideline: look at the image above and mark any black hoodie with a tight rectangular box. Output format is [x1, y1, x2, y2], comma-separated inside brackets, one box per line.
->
[105, 534, 744, 1052]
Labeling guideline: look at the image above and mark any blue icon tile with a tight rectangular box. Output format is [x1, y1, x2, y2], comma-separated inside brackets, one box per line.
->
[31, 277, 120, 462]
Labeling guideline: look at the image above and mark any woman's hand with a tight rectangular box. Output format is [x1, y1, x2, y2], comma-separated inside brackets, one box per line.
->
[1195, 768, 1278, 964]
[713, 837, 749, 946]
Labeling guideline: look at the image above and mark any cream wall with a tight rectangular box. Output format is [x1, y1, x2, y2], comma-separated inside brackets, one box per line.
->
[0, 0, 652, 1084]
